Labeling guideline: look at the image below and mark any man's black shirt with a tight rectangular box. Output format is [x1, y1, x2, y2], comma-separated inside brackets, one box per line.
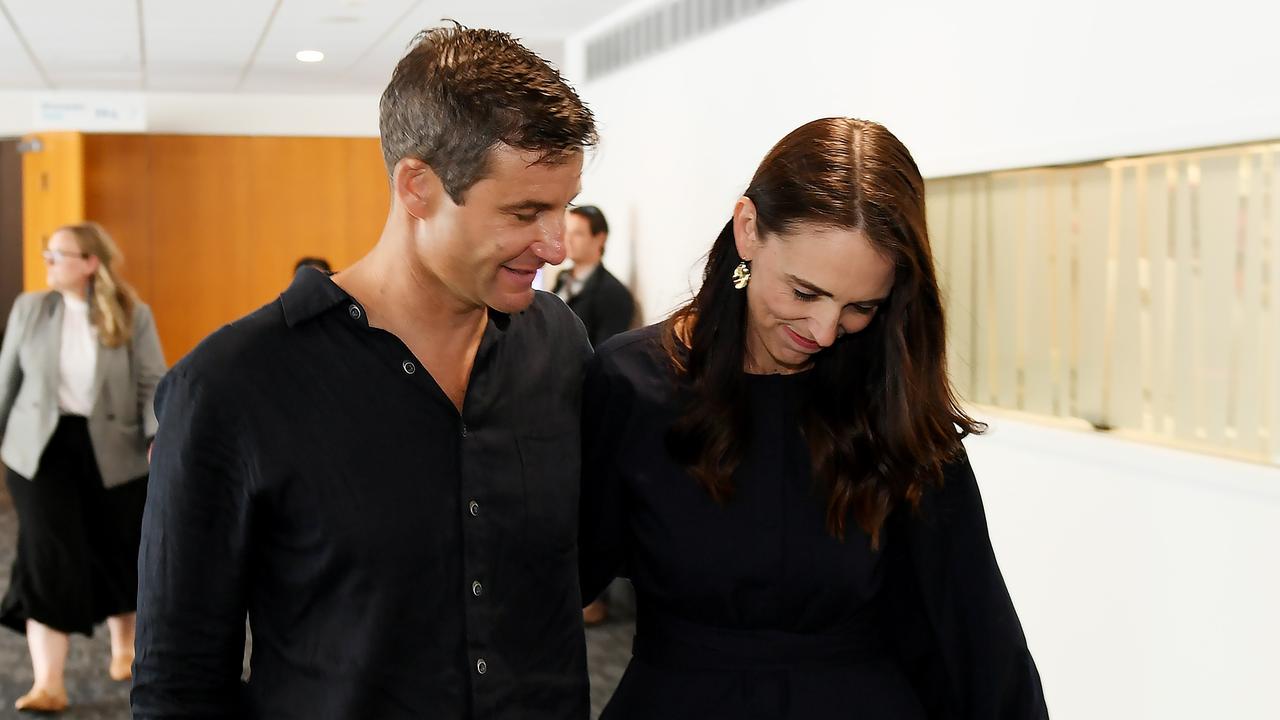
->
[133, 269, 592, 719]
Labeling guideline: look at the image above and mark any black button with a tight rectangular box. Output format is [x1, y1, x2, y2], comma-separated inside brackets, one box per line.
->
[472, 581, 483, 597]
[461, 423, 468, 438]
[348, 304, 362, 320]
[402, 361, 416, 375]
[468, 500, 480, 517]
[476, 658, 488, 675]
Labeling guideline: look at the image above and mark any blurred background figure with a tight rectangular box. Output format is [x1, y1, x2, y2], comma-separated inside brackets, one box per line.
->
[555, 206, 636, 349]
[294, 256, 333, 275]
[554, 204, 636, 626]
[0, 222, 166, 713]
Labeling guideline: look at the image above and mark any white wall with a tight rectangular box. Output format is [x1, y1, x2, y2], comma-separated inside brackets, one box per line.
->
[566, 2, 1280, 718]
[966, 413, 1280, 720]
[0, 90, 380, 138]
[565, 0, 1280, 324]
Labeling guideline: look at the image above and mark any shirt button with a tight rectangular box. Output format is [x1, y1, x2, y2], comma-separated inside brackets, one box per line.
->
[476, 658, 488, 675]
[348, 304, 362, 320]
[472, 581, 484, 597]
[461, 423, 468, 438]
[468, 500, 480, 517]
[402, 360, 416, 375]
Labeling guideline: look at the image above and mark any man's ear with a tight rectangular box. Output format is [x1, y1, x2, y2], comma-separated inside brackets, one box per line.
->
[392, 157, 444, 220]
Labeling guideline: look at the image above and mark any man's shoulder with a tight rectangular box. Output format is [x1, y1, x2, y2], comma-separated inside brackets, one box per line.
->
[596, 266, 632, 296]
[168, 298, 287, 385]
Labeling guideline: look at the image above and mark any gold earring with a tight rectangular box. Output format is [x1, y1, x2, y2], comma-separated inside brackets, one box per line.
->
[732, 261, 751, 290]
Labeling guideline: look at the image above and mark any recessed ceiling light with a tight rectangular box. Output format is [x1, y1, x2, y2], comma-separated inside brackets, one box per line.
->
[296, 50, 325, 63]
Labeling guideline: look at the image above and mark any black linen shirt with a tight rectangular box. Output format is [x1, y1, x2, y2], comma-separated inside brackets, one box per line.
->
[132, 268, 592, 719]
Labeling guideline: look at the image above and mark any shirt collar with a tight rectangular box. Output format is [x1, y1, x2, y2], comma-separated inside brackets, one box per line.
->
[571, 262, 599, 284]
[279, 265, 514, 333]
[280, 267, 350, 328]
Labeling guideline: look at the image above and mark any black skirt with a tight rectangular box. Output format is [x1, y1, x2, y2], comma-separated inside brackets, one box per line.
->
[1, 415, 148, 637]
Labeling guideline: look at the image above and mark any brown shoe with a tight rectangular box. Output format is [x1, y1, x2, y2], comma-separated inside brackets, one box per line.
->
[14, 686, 69, 712]
[109, 653, 134, 682]
[582, 599, 609, 626]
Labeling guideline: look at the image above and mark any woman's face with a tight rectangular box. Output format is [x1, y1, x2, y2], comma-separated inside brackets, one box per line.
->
[44, 230, 98, 293]
[733, 199, 895, 375]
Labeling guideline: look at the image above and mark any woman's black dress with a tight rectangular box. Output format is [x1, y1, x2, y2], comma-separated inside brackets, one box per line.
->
[579, 325, 1048, 719]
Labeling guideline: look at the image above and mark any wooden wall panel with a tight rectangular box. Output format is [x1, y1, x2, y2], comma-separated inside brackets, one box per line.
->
[145, 135, 253, 365]
[344, 139, 390, 265]
[25, 133, 387, 364]
[0, 139, 23, 332]
[242, 136, 350, 302]
[83, 134, 153, 303]
[21, 132, 84, 292]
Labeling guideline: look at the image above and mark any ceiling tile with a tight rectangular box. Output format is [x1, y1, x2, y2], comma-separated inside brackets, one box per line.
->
[144, 0, 280, 91]
[0, 3, 45, 88]
[6, 0, 140, 87]
[0, 0, 640, 94]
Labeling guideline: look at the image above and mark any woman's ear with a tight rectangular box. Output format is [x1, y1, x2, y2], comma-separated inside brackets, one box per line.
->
[732, 196, 761, 261]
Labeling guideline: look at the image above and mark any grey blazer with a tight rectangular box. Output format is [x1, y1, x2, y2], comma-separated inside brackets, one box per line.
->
[0, 291, 167, 487]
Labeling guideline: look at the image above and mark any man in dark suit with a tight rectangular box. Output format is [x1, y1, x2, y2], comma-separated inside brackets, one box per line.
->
[553, 205, 635, 626]
[553, 206, 635, 349]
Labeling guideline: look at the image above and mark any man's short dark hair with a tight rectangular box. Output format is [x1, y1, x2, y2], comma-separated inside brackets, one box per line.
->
[569, 205, 609, 237]
[379, 24, 598, 204]
[295, 256, 332, 274]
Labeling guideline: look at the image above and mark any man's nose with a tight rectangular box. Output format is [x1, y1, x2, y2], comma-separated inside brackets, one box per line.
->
[532, 215, 567, 265]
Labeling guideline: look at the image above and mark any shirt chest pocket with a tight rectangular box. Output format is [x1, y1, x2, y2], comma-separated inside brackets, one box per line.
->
[517, 431, 580, 557]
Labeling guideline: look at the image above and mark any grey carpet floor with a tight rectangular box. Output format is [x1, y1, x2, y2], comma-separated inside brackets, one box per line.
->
[0, 483, 634, 718]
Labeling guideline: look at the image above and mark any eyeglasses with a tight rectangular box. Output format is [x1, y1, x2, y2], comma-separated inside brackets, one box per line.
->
[42, 249, 89, 264]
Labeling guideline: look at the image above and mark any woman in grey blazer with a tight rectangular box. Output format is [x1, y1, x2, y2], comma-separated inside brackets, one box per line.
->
[0, 222, 166, 712]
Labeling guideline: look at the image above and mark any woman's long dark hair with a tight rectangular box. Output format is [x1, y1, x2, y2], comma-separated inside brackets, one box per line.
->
[663, 117, 983, 546]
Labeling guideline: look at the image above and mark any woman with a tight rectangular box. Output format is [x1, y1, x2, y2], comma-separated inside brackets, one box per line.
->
[580, 118, 1048, 718]
[0, 222, 166, 712]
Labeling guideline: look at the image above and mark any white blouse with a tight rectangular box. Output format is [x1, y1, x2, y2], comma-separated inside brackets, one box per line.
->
[57, 293, 98, 416]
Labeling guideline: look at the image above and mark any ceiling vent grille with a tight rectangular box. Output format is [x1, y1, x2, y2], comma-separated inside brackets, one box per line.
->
[584, 0, 794, 81]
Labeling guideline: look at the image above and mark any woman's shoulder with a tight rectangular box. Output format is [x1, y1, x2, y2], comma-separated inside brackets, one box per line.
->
[584, 324, 683, 429]
[586, 323, 684, 406]
[592, 323, 670, 374]
[11, 290, 54, 313]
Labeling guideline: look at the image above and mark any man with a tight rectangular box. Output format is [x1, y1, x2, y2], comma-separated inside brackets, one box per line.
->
[293, 256, 332, 274]
[550, 205, 634, 627]
[132, 26, 596, 719]
[553, 206, 635, 348]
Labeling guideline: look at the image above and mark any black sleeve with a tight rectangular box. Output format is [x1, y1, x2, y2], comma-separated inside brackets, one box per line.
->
[578, 350, 631, 605]
[594, 283, 636, 346]
[131, 366, 253, 718]
[895, 450, 1049, 719]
